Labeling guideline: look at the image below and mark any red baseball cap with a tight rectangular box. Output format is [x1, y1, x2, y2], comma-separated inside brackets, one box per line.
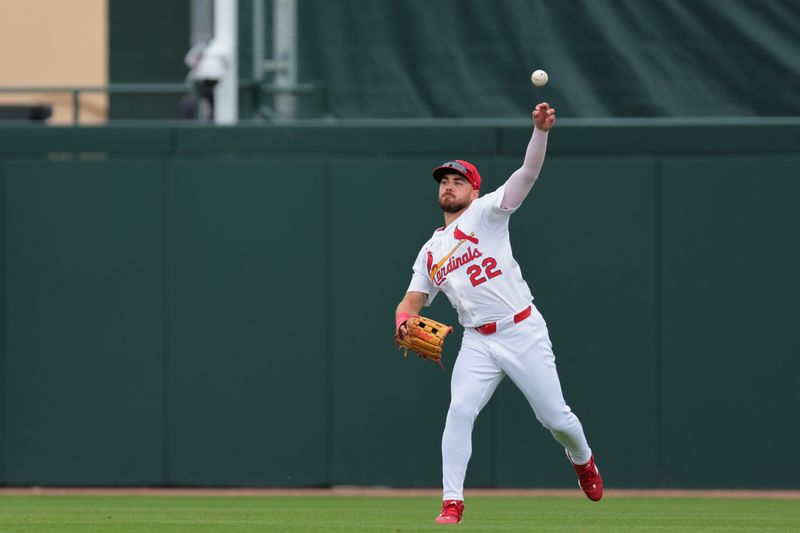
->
[432, 159, 482, 191]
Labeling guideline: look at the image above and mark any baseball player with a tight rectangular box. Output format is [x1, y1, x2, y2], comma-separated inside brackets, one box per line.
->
[394, 102, 603, 525]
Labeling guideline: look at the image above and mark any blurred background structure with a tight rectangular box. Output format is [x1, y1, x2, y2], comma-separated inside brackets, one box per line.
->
[1, 0, 798, 124]
[0, 0, 107, 123]
[0, 0, 798, 491]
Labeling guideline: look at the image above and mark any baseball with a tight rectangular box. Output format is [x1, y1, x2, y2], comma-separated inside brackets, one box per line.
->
[531, 69, 549, 87]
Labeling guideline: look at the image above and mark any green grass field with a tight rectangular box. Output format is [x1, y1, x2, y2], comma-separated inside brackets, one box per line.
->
[0, 494, 798, 532]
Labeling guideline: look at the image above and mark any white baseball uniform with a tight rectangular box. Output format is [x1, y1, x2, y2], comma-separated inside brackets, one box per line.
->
[406, 130, 593, 501]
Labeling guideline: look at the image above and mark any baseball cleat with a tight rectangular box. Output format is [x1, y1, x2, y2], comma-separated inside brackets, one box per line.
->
[568, 452, 604, 501]
[434, 499, 464, 524]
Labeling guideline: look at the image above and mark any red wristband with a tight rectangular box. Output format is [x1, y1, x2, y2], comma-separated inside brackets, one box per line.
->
[396, 312, 411, 332]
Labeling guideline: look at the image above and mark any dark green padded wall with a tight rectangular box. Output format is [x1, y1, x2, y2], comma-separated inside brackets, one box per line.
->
[164, 158, 328, 486]
[4, 160, 165, 485]
[1, 121, 798, 489]
[660, 156, 800, 488]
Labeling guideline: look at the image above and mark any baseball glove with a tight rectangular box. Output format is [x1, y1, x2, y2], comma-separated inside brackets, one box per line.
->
[395, 315, 453, 367]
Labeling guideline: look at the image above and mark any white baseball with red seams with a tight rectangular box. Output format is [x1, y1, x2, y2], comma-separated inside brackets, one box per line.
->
[401, 116, 599, 506]
[531, 69, 549, 87]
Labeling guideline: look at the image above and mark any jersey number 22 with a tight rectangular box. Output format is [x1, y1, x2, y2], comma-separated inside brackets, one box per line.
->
[467, 257, 502, 287]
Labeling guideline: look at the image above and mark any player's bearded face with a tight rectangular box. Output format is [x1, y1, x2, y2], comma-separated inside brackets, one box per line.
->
[438, 175, 474, 213]
[439, 193, 470, 213]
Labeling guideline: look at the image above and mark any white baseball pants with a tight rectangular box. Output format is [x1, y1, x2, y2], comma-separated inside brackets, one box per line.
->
[441, 305, 592, 501]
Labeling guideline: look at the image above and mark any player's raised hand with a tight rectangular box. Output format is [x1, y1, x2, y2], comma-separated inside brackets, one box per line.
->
[533, 102, 556, 131]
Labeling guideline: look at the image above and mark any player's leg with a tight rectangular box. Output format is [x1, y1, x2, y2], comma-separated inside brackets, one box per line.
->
[496, 309, 592, 464]
[441, 329, 504, 501]
[497, 308, 604, 501]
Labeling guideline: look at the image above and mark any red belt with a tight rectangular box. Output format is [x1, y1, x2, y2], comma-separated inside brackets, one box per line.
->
[475, 306, 532, 335]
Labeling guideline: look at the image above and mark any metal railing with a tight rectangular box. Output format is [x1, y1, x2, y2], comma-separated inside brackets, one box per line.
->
[0, 83, 190, 124]
[0, 81, 326, 124]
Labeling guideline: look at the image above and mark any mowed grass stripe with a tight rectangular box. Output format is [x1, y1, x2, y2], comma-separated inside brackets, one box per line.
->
[0, 495, 798, 532]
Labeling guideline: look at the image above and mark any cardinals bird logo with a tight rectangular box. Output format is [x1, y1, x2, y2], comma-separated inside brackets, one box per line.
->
[428, 225, 480, 282]
[453, 224, 479, 245]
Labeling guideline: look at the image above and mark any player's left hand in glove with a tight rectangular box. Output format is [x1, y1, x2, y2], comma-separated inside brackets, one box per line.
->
[395, 315, 453, 367]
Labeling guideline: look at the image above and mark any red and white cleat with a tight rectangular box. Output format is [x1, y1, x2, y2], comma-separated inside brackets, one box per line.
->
[569, 453, 604, 501]
[434, 499, 464, 524]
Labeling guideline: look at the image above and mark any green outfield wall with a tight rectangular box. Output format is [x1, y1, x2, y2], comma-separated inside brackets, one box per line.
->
[1, 119, 798, 489]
